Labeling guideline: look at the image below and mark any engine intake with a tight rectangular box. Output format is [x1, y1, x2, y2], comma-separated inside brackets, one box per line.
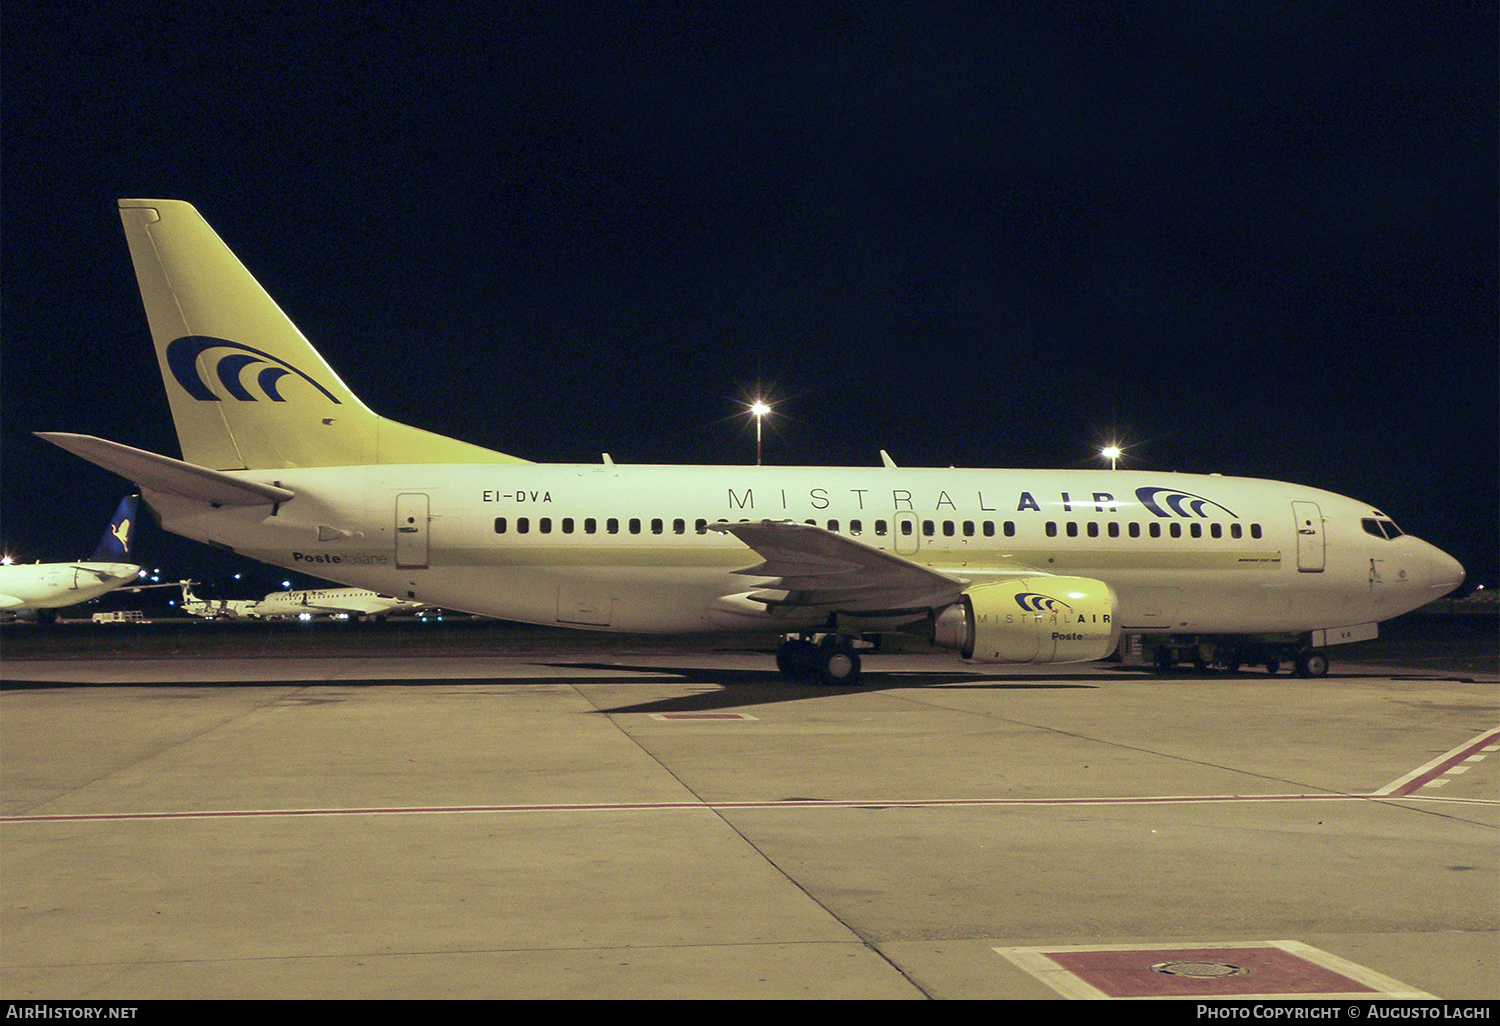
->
[932, 576, 1119, 664]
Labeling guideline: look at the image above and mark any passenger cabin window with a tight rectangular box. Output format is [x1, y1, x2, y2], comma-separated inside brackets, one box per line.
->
[494, 517, 507, 533]
[585, 518, 597, 534]
[876, 520, 889, 536]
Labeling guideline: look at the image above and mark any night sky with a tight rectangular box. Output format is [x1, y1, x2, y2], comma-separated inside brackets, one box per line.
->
[3, 6, 1495, 595]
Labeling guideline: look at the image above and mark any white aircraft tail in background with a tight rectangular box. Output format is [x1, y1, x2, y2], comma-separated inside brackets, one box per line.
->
[177, 582, 261, 620]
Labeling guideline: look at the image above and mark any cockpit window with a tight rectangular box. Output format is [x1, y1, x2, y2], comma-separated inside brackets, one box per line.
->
[1362, 517, 1406, 540]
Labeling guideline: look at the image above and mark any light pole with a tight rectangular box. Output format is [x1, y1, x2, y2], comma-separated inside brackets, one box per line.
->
[1101, 445, 1122, 470]
[750, 400, 771, 465]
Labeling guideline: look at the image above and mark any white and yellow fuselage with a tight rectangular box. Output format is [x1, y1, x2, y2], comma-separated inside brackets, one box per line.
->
[143, 462, 1460, 636]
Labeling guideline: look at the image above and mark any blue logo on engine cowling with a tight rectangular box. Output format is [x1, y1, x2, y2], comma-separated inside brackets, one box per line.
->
[1014, 593, 1073, 613]
[1135, 486, 1236, 519]
[166, 336, 341, 404]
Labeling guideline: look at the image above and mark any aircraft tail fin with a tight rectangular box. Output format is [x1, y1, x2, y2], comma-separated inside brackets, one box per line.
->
[116, 199, 528, 471]
[88, 495, 139, 562]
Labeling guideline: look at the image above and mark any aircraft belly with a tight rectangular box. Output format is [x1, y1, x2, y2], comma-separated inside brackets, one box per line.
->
[352, 563, 760, 633]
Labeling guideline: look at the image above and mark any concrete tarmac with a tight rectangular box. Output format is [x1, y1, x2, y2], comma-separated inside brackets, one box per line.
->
[2, 626, 1496, 1000]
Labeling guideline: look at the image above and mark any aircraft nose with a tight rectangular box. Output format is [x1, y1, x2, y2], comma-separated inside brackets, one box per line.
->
[1426, 547, 1465, 597]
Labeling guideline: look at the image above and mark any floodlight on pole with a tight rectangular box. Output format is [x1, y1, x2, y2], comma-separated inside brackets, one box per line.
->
[1101, 445, 1122, 470]
[750, 400, 771, 465]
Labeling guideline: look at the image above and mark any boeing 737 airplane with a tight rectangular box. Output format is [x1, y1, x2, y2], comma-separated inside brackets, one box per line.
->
[37, 200, 1465, 682]
[0, 495, 143, 615]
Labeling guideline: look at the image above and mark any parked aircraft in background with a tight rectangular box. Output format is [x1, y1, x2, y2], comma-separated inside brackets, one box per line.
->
[38, 199, 1465, 682]
[0, 496, 144, 616]
[178, 582, 261, 620]
[179, 581, 424, 619]
[254, 586, 426, 619]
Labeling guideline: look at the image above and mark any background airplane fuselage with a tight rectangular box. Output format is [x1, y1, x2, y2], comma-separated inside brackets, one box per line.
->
[0, 562, 141, 611]
[255, 587, 424, 618]
[141, 464, 1462, 637]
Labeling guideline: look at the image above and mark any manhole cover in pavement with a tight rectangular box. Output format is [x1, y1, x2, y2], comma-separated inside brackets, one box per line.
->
[1150, 961, 1249, 978]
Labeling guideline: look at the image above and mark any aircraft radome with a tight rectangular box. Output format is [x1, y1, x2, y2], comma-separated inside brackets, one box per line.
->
[37, 200, 1466, 683]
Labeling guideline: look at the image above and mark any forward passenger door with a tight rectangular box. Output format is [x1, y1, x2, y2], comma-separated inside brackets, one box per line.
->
[1292, 501, 1324, 573]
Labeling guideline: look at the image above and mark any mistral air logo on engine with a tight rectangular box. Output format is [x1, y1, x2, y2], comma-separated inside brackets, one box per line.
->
[166, 336, 341, 403]
[1014, 593, 1073, 613]
[1134, 486, 1237, 519]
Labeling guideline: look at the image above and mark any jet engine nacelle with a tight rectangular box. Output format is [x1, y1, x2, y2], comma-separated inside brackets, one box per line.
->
[932, 576, 1120, 664]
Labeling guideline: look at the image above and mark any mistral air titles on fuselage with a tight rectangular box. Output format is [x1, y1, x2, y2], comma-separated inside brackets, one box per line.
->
[35, 199, 1465, 684]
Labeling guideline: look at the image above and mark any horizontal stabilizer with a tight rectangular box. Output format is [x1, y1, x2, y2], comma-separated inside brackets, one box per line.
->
[35, 432, 294, 507]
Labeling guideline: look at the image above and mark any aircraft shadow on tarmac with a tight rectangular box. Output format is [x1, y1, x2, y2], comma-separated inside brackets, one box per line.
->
[535, 661, 1100, 715]
[0, 663, 1100, 713]
[3, 663, 1472, 712]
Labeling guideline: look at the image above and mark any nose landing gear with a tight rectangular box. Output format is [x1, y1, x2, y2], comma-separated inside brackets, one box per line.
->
[1149, 639, 1331, 678]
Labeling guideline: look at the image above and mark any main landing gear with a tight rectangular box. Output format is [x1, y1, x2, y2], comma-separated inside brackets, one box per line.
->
[776, 634, 865, 686]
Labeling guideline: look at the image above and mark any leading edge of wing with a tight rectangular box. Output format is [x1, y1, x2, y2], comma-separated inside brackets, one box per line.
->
[714, 519, 969, 614]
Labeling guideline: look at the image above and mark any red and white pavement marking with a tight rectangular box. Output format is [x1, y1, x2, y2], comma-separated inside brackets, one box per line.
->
[994, 940, 1435, 999]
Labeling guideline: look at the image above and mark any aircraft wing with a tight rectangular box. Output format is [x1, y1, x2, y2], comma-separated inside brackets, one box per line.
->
[716, 520, 969, 615]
